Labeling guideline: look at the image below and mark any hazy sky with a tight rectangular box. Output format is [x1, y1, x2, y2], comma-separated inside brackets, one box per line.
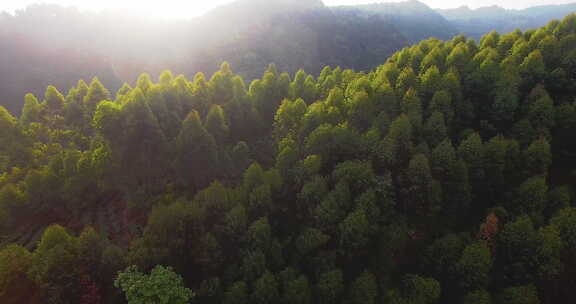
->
[2, 0, 575, 19]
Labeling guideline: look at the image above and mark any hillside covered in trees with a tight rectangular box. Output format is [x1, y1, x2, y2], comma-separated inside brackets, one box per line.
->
[2, 10, 576, 304]
[3, 0, 576, 117]
[0, 0, 407, 115]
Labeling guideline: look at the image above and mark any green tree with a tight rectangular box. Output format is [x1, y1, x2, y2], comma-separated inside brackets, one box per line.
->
[28, 225, 80, 304]
[316, 269, 344, 304]
[252, 270, 279, 304]
[282, 275, 311, 304]
[424, 112, 448, 148]
[399, 274, 441, 304]
[147, 85, 181, 140]
[429, 90, 454, 126]
[117, 88, 167, 195]
[248, 217, 272, 250]
[211, 62, 235, 105]
[93, 101, 122, 143]
[458, 132, 485, 194]
[205, 104, 230, 145]
[295, 228, 329, 257]
[520, 50, 547, 84]
[374, 83, 399, 118]
[0, 245, 38, 303]
[232, 141, 251, 172]
[534, 225, 563, 281]
[275, 98, 307, 139]
[276, 139, 299, 178]
[452, 241, 492, 290]
[305, 124, 363, 167]
[514, 176, 548, 216]
[21, 93, 41, 124]
[176, 110, 218, 189]
[379, 114, 413, 169]
[497, 216, 538, 284]
[349, 271, 378, 304]
[551, 208, 576, 251]
[431, 139, 471, 216]
[83, 77, 111, 114]
[420, 65, 442, 99]
[77, 227, 104, 276]
[0, 106, 17, 142]
[463, 289, 492, 304]
[114, 265, 193, 304]
[223, 281, 248, 304]
[423, 234, 466, 282]
[523, 138, 551, 176]
[395, 67, 417, 97]
[339, 208, 372, 250]
[191, 72, 213, 117]
[496, 285, 540, 304]
[348, 91, 376, 131]
[136, 73, 153, 93]
[527, 91, 555, 131]
[402, 88, 423, 133]
[404, 154, 438, 216]
[223, 205, 248, 239]
[44, 86, 65, 114]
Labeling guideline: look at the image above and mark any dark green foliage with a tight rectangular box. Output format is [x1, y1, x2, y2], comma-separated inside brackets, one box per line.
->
[349, 271, 378, 304]
[316, 269, 344, 304]
[205, 105, 230, 145]
[394, 274, 441, 304]
[453, 241, 492, 290]
[176, 111, 218, 190]
[496, 285, 540, 304]
[463, 289, 492, 304]
[281, 274, 311, 304]
[252, 271, 279, 304]
[114, 265, 193, 304]
[3, 13, 576, 304]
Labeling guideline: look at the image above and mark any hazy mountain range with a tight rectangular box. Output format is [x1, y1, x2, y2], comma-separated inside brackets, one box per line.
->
[437, 2, 576, 39]
[0, 0, 575, 113]
[334, 0, 458, 43]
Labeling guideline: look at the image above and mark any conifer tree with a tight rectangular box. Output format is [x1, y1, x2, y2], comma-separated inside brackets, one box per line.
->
[176, 110, 218, 190]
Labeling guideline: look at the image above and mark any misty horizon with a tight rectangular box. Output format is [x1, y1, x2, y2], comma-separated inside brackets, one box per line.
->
[1, 0, 576, 20]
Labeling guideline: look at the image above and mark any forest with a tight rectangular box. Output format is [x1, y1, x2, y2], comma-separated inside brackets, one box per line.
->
[3, 0, 575, 116]
[2, 4, 576, 304]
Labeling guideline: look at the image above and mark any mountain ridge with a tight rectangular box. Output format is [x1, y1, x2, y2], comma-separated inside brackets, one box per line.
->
[437, 2, 576, 39]
[2, 0, 576, 114]
[333, 0, 458, 43]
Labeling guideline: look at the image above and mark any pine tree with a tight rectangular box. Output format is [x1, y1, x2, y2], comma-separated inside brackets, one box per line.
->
[83, 77, 111, 114]
[205, 104, 230, 145]
[44, 85, 65, 114]
[176, 110, 218, 190]
[21, 93, 41, 124]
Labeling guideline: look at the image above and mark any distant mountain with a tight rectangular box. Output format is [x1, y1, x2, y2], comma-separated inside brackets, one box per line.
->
[333, 0, 458, 43]
[188, 0, 407, 79]
[0, 1, 408, 114]
[437, 3, 576, 40]
[3, 0, 575, 115]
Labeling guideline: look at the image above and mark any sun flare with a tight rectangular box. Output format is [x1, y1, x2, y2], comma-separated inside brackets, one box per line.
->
[5, 0, 576, 19]
[3, 0, 236, 19]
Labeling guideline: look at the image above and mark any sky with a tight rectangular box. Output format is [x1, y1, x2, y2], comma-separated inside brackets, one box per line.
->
[1, 0, 575, 19]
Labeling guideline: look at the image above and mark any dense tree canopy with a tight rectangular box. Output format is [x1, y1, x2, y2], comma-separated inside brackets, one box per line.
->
[3, 12, 576, 304]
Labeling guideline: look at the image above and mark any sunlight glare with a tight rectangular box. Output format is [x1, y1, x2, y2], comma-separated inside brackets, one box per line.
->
[3, 0, 576, 19]
[3, 0, 236, 19]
